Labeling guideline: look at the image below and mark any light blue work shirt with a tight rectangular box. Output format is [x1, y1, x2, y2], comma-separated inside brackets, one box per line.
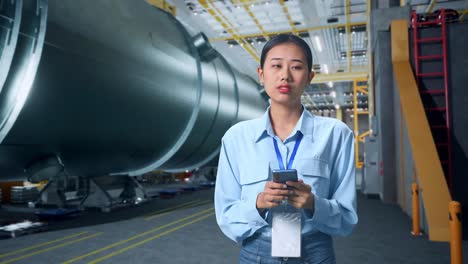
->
[214, 107, 358, 244]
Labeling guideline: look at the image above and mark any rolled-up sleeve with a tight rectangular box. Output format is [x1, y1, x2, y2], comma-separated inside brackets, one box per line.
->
[214, 137, 268, 244]
[306, 127, 358, 236]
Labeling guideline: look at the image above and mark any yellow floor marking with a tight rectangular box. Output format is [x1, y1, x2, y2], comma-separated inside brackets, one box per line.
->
[62, 208, 213, 264]
[0, 232, 102, 264]
[88, 212, 215, 264]
[0, 231, 90, 258]
[143, 199, 202, 219]
[144, 199, 212, 220]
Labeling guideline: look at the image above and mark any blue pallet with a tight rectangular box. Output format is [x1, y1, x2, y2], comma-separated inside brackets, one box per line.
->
[35, 208, 81, 220]
[199, 181, 215, 189]
[181, 186, 198, 192]
[159, 189, 181, 198]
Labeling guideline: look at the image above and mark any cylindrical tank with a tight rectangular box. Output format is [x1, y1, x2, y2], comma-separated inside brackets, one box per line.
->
[0, 0, 267, 181]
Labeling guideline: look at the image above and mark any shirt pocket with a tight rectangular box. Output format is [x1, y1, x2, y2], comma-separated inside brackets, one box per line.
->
[296, 158, 331, 199]
[239, 162, 270, 201]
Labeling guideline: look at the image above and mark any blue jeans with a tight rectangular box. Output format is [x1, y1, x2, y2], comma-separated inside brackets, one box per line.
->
[239, 232, 336, 264]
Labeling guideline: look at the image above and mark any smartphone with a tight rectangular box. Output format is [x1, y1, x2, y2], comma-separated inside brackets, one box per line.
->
[272, 169, 298, 188]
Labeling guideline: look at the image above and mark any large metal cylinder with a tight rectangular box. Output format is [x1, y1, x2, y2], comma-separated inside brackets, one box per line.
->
[0, 0, 267, 181]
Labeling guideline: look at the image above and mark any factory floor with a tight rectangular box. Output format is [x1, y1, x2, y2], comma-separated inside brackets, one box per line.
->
[0, 185, 466, 264]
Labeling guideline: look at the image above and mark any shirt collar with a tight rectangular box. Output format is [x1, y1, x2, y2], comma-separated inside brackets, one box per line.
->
[254, 105, 315, 143]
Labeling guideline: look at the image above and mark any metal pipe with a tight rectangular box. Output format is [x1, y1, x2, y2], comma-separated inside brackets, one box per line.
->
[0, 0, 267, 181]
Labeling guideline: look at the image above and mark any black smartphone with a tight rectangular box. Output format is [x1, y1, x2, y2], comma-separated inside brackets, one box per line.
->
[272, 169, 298, 188]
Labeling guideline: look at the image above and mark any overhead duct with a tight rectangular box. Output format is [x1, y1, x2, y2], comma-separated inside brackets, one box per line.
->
[0, 0, 267, 181]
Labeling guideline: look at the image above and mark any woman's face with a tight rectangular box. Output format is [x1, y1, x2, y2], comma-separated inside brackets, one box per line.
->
[258, 43, 314, 108]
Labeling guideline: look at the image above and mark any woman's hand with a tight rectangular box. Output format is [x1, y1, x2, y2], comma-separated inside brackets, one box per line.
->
[256, 181, 291, 210]
[284, 179, 315, 210]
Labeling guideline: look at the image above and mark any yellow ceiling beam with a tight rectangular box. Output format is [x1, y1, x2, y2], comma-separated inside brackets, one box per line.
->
[459, 10, 467, 22]
[356, 88, 369, 95]
[239, 0, 270, 41]
[366, 0, 374, 118]
[146, 0, 176, 16]
[301, 92, 319, 109]
[198, 0, 260, 62]
[209, 22, 367, 42]
[426, 0, 438, 13]
[311, 72, 368, 83]
[279, 0, 299, 35]
[346, 0, 352, 71]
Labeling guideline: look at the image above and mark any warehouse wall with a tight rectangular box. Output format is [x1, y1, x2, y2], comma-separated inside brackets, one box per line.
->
[393, 72, 428, 233]
[372, 5, 411, 204]
[446, 23, 468, 238]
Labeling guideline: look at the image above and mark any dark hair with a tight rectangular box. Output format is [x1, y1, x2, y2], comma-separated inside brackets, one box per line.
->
[260, 34, 313, 73]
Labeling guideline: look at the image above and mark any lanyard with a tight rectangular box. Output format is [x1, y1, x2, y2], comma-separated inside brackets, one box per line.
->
[272, 133, 303, 170]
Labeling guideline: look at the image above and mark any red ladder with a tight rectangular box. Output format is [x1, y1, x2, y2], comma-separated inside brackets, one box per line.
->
[411, 9, 452, 193]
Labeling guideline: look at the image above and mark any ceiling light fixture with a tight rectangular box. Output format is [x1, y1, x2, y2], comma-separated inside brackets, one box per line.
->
[330, 91, 336, 98]
[327, 81, 333, 88]
[313, 35, 322, 52]
[323, 64, 329, 74]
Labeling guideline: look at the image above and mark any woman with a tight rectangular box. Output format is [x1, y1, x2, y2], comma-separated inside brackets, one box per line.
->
[215, 34, 358, 264]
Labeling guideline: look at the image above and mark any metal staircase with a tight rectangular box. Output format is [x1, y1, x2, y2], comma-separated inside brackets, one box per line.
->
[411, 9, 452, 193]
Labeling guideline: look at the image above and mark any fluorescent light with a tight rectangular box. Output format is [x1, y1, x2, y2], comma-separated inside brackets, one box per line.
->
[330, 91, 336, 98]
[314, 35, 322, 52]
[327, 81, 333, 88]
[323, 64, 329, 74]
[335, 104, 340, 109]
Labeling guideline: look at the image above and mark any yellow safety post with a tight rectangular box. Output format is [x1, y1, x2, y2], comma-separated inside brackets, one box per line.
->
[449, 201, 463, 264]
[411, 183, 423, 236]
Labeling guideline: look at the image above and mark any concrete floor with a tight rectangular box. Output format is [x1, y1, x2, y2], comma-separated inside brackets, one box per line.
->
[0, 185, 466, 264]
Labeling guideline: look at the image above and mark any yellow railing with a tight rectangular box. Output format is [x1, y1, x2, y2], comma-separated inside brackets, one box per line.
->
[353, 79, 369, 169]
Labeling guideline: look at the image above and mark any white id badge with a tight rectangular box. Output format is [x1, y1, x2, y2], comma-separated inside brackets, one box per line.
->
[271, 212, 301, 257]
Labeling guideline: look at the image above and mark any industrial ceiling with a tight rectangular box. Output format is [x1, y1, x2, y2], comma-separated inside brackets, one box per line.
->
[168, 0, 466, 113]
